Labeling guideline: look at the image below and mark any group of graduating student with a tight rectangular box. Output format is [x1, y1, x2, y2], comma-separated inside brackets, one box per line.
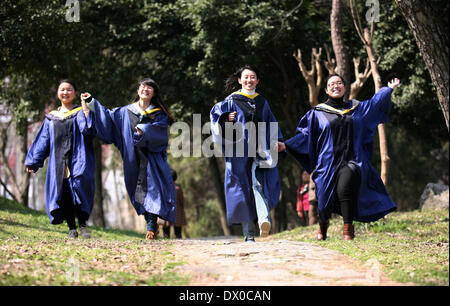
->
[25, 64, 400, 242]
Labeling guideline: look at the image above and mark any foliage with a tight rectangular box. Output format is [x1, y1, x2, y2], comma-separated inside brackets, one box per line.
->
[0, 0, 448, 234]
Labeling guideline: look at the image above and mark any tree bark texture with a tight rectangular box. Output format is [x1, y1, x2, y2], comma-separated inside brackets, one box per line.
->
[331, 0, 352, 98]
[394, 0, 449, 130]
[91, 138, 105, 227]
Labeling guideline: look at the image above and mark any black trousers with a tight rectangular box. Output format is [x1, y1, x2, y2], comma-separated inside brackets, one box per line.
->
[335, 164, 360, 224]
[59, 179, 88, 230]
[163, 226, 182, 239]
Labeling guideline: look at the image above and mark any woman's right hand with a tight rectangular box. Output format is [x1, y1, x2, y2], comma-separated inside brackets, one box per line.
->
[388, 78, 400, 89]
[80, 92, 91, 101]
[228, 112, 237, 122]
[80, 92, 91, 117]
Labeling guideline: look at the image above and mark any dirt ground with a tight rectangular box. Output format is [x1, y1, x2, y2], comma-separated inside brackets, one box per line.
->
[171, 236, 405, 286]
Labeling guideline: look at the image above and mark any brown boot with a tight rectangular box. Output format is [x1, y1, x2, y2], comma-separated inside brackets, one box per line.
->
[146, 230, 158, 240]
[343, 223, 355, 240]
[317, 219, 329, 240]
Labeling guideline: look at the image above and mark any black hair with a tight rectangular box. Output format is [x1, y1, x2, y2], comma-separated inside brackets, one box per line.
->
[59, 79, 77, 92]
[224, 65, 260, 94]
[132, 78, 175, 125]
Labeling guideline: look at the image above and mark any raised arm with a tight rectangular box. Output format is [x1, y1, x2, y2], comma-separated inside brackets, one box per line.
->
[358, 78, 401, 128]
[81, 93, 122, 148]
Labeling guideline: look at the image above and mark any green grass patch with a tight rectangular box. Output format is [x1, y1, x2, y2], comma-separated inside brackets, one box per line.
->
[274, 209, 449, 286]
[0, 197, 190, 286]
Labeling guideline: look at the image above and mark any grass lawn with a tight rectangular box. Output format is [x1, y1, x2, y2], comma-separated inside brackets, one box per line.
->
[273, 208, 449, 286]
[0, 197, 189, 286]
[1, 196, 448, 286]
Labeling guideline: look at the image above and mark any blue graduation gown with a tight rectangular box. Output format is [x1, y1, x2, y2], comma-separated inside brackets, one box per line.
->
[25, 107, 95, 224]
[285, 87, 397, 222]
[210, 92, 284, 225]
[89, 99, 176, 222]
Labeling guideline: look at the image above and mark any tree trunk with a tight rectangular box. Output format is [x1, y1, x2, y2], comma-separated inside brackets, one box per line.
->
[268, 52, 296, 131]
[0, 121, 30, 206]
[209, 156, 230, 236]
[331, 0, 351, 98]
[16, 132, 29, 207]
[394, 0, 449, 130]
[91, 138, 105, 227]
[364, 28, 391, 186]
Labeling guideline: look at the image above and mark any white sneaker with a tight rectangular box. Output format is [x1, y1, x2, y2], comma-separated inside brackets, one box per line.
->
[259, 221, 271, 238]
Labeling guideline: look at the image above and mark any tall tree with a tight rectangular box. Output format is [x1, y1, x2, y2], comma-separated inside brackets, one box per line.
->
[330, 0, 351, 98]
[350, 0, 391, 186]
[394, 0, 449, 130]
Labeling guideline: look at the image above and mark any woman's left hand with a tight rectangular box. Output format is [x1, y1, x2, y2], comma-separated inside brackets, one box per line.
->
[276, 141, 286, 152]
[388, 78, 400, 89]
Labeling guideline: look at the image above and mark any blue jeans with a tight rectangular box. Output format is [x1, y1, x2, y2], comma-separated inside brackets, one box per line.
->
[242, 160, 271, 239]
[144, 212, 158, 231]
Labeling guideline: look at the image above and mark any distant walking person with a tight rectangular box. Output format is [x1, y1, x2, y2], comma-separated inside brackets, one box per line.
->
[279, 74, 400, 240]
[210, 65, 286, 242]
[81, 78, 176, 240]
[25, 79, 95, 239]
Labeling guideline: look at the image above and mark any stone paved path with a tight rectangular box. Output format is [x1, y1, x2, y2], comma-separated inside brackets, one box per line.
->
[172, 236, 404, 286]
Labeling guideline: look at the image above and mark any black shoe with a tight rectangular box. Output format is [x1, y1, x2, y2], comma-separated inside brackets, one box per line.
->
[67, 229, 78, 239]
[79, 225, 91, 239]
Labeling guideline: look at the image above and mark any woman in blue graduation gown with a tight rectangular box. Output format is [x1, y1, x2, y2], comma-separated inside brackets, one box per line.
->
[280, 74, 400, 240]
[81, 78, 176, 240]
[25, 79, 95, 239]
[210, 65, 286, 242]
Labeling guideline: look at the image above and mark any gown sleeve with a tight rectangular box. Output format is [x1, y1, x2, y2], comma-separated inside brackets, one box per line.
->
[357, 86, 393, 130]
[90, 98, 123, 150]
[210, 100, 234, 145]
[24, 119, 51, 172]
[76, 108, 95, 138]
[133, 112, 169, 152]
[284, 111, 315, 174]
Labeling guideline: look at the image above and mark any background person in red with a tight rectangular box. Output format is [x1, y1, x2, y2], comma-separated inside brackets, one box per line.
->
[296, 170, 311, 226]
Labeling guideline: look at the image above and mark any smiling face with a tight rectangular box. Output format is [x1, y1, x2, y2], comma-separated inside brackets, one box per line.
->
[57, 82, 76, 105]
[325, 75, 346, 99]
[238, 69, 259, 92]
[137, 83, 155, 103]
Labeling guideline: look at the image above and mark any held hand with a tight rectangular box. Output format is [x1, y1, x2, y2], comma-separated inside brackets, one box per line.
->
[228, 112, 237, 122]
[276, 141, 286, 152]
[80, 92, 91, 117]
[80, 92, 92, 102]
[25, 167, 35, 174]
[388, 78, 400, 89]
[135, 127, 143, 135]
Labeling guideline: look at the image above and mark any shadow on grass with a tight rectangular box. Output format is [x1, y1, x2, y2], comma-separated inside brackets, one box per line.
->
[0, 196, 143, 240]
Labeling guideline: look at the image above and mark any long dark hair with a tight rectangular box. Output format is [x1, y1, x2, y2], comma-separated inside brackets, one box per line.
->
[224, 65, 260, 94]
[131, 78, 175, 125]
